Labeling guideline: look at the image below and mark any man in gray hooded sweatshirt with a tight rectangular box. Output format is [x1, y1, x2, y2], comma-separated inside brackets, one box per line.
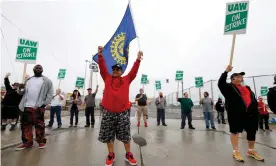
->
[155, 92, 167, 126]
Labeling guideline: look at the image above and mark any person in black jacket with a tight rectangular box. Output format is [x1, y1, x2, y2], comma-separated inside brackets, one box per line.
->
[1, 73, 23, 131]
[267, 76, 276, 114]
[215, 98, 226, 124]
[218, 66, 264, 162]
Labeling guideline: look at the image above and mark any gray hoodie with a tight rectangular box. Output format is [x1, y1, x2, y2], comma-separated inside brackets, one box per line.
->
[155, 97, 167, 109]
[19, 76, 54, 111]
[200, 97, 214, 112]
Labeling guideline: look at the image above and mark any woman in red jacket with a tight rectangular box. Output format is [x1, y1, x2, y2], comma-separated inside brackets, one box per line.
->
[258, 96, 271, 131]
[97, 46, 142, 166]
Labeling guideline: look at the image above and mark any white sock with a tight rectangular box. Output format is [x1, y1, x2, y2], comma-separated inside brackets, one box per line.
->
[233, 150, 239, 153]
[248, 149, 254, 151]
[11, 122, 16, 125]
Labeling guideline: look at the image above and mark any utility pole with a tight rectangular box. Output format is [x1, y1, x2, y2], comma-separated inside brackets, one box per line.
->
[84, 60, 90, 96]
[181, 81, 184, 97]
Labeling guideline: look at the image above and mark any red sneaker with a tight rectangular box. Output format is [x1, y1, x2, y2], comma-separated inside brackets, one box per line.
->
[125, 152, 137, 165]
[39, 143, 46, 149]
[105, 152, 115, 166]
[15, 144, 32, 151]
[144, 122, 148, 127]
[137, 122, 140, 127]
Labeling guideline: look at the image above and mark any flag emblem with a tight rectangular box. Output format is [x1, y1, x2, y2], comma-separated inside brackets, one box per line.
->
[111, 32, 127, 65]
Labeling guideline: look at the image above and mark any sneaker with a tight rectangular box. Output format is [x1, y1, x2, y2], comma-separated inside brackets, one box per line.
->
[10, 124, 16, 131]
[69, 125, 73, 128]
[74, 125, 78, 128]
[212, 127, 216, 130]
[105, 152, 115, 166]
[137, 122, 140, 127]
[84, 124, 90, 127]
[266, 128, 272, 131]
[233, 151, 244, 162]
[39, 143, 46, 149]
[222, 122, 226, 124]
[47, 124, 52, 128]
[144, 122, 148, 127]
[157, 123, 160, 126]
[189, 126, 195, 130]
[206, 126, 209, 129]
[58, 124, 62, 128]
[15, 144, 32, 151]
[180, 126, 184, 129]
[125, 152, 137, 165]
[162, 123, 167, 126]
[247, 150, 264, 161]
[91, 125, 94, 128]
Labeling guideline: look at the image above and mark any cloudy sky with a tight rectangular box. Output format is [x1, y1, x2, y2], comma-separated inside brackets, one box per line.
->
[1, 0, 276, 101]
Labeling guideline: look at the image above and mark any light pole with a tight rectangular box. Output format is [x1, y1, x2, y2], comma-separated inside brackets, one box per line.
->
[84, 60, 90, 96]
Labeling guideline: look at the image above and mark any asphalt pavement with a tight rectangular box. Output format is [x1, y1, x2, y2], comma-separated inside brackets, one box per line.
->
[1, 111, 276, 166]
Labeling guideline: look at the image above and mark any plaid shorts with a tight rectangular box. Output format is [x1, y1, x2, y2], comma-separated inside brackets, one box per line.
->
[98, 109, 131, 143]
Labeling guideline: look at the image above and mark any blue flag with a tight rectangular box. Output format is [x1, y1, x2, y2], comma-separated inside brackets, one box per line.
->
[93, 4, 137, 74]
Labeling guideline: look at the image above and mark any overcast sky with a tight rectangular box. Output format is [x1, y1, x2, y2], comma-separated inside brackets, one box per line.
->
[1, 0, 276, 101]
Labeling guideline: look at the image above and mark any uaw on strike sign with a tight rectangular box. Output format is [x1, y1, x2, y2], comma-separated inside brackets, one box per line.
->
[16, 38, 39, 64]
[224, 1, 249, 35]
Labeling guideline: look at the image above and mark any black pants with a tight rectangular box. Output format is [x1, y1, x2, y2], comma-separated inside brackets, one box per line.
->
[70, 108, 79, 125]
[128, 109, 131, 117]
[181, 112, 192, 127]
[259, 114, 269, 129]
[85, 107, 95, 125]
[157, 109, 165, 124]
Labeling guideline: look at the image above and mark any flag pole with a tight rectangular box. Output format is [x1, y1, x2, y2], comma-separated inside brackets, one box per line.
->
[129, 0, 141, 51]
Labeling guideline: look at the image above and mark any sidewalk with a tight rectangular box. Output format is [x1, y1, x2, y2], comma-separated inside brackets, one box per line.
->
[1, 117, 276, 166]
[2, 111, 276, 150]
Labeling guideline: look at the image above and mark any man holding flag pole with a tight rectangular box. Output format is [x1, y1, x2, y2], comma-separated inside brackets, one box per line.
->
[93, 3, 141, 166]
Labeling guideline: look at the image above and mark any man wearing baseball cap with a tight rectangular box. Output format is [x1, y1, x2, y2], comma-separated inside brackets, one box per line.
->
[84, 85, 98, 128]
[218, 66, 264, 162]
[97, 46, 143, 166]
[267, 76, 276, 114]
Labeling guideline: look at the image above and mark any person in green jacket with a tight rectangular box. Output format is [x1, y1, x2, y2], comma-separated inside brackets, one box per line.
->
[177, 92, 195, 129]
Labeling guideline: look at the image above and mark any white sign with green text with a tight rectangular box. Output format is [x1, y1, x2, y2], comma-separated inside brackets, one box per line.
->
[16, 38, 39, 64]
[224, 1, 249, 35]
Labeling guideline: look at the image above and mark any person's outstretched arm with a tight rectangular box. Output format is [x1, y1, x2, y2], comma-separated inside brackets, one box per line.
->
[4, 73, 12, 91]
[97, 46, 109, 81]
[218, 65, 232, 98]
[127, 51, 143, 82]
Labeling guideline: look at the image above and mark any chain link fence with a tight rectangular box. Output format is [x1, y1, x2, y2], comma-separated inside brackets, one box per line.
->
[162, 74, 275, 119]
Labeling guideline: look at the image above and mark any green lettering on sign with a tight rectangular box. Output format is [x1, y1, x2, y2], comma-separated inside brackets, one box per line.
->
[155, 80, 161, 90]
[16, 38, 39, 64]
[58, 69, 66, 79]
[260, 86, 268, 96]
[175, 70, 183, 81]
[224, 1, 249, 35]
[141, 74, 148, 84]
[75, 77, 85, 88]
[195, 77, 203, 88]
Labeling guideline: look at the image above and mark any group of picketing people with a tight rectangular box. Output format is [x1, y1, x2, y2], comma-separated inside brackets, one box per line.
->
[1, 46, 276, 165]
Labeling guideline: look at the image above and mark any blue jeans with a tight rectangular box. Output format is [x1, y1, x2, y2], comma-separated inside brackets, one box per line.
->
[203, 112, 215, 128]
[217, 111, 225, 123]
[48, 106, 62, 126]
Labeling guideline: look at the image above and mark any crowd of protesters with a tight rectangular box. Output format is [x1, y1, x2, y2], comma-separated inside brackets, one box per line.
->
[1, 56, 275, 165]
